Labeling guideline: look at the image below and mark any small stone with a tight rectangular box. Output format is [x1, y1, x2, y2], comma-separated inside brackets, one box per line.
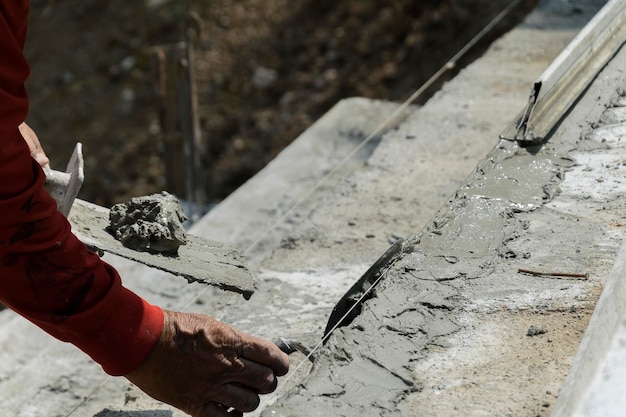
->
[527, 325, 548, 337]
[280, 237, 298, 250]
[252, 66, 278, 89]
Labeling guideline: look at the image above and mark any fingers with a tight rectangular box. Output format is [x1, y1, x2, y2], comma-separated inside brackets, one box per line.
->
[235, 357, 278, 394]
[189, 358, 275, 414]
[240, 334, 290, 377]
[170, 311, 290, 377]
[127, 311, 291, 417]
[219, 383, 261, 412]
[192, 384, 260, 415]
[18, 122, 50, 169]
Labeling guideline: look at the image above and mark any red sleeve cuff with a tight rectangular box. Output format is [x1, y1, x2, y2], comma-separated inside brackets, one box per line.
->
[43, 274, 166, 376]
[81, 280, 165, 376]
[9, 256, 165, 377]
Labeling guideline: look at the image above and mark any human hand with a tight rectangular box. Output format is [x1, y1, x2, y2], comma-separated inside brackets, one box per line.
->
[19, 122, 50, 169]
[126, 310, 290, 417]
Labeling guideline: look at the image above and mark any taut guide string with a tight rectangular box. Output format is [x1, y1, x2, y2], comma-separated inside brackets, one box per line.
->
[251, 261, 396, 415]
[65, 0, 524, 414]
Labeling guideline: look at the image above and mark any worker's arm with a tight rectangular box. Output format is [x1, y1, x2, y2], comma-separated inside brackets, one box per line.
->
[0, 0, 164, 377]
[0, 110, 167, 377]
[0, 2, 288, 415]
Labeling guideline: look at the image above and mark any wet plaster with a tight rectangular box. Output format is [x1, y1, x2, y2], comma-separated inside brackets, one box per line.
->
[263, 141, 583, 417]
[109, 191, 188, 254]
[263, 21, 624, 417]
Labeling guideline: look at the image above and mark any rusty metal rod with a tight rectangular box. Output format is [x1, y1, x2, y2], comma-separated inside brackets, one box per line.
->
[518, 268, 589, 280]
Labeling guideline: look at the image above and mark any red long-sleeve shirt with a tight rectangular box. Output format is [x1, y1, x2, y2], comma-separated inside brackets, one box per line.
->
[0, 1, 164, 376]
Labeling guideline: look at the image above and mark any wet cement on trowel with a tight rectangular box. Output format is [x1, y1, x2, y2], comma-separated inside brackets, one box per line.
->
[69, 198, 255, 297]
[263, 45, 626, 417]
[108, 191, 188, 254]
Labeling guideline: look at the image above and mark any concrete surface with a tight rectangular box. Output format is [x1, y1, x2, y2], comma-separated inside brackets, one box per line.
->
[549, 73, 626, 417]
[0, 0, 620, 416]
[555, 239, 626, 417]
[255, 0, 626, 414]
[192, 96, 417, 262]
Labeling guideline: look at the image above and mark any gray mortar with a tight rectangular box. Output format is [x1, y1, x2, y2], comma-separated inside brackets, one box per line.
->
[263, 151, 600, 416]
[261, 138, 581, 416]
[108, 191, 188, 254]
[262, 8, 618, 417]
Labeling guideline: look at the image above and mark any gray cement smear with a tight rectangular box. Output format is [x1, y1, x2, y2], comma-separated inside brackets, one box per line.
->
[109, 191, 188, 254]
[263, 22, 621, 417]
[262, 142, 581, 417]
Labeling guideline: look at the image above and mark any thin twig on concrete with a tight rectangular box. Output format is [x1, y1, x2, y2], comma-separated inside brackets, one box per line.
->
[518, 268, 589, 280]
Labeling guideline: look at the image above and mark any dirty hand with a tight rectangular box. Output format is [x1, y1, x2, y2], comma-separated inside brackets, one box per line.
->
[126, 310, 290, 417]
[19, 122, 50, 168]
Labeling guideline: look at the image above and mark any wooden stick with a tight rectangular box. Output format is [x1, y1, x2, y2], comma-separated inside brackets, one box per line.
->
[518, 268, 589, 280]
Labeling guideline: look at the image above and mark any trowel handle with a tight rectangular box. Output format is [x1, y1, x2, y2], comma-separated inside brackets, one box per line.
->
[43, 143, 84, 217]
[43, 167, 71, 187]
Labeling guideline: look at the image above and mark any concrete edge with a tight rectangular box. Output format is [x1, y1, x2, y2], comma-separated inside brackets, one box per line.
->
[191, 97, 417, 256]
[551, 237, 626, 417]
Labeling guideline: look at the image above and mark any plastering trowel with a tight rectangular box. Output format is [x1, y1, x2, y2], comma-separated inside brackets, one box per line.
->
[43, 143, 255, 299]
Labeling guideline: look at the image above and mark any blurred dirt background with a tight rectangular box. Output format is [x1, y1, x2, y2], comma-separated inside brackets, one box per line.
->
[24, 0, 536, 207]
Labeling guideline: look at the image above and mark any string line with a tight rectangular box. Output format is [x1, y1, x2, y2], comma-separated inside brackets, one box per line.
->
[243, 0, 524, 257]
[268, 263, 394, 395]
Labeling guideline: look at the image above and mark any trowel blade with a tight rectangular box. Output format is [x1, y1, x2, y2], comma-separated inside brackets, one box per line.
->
[67, 199, 255, 299]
